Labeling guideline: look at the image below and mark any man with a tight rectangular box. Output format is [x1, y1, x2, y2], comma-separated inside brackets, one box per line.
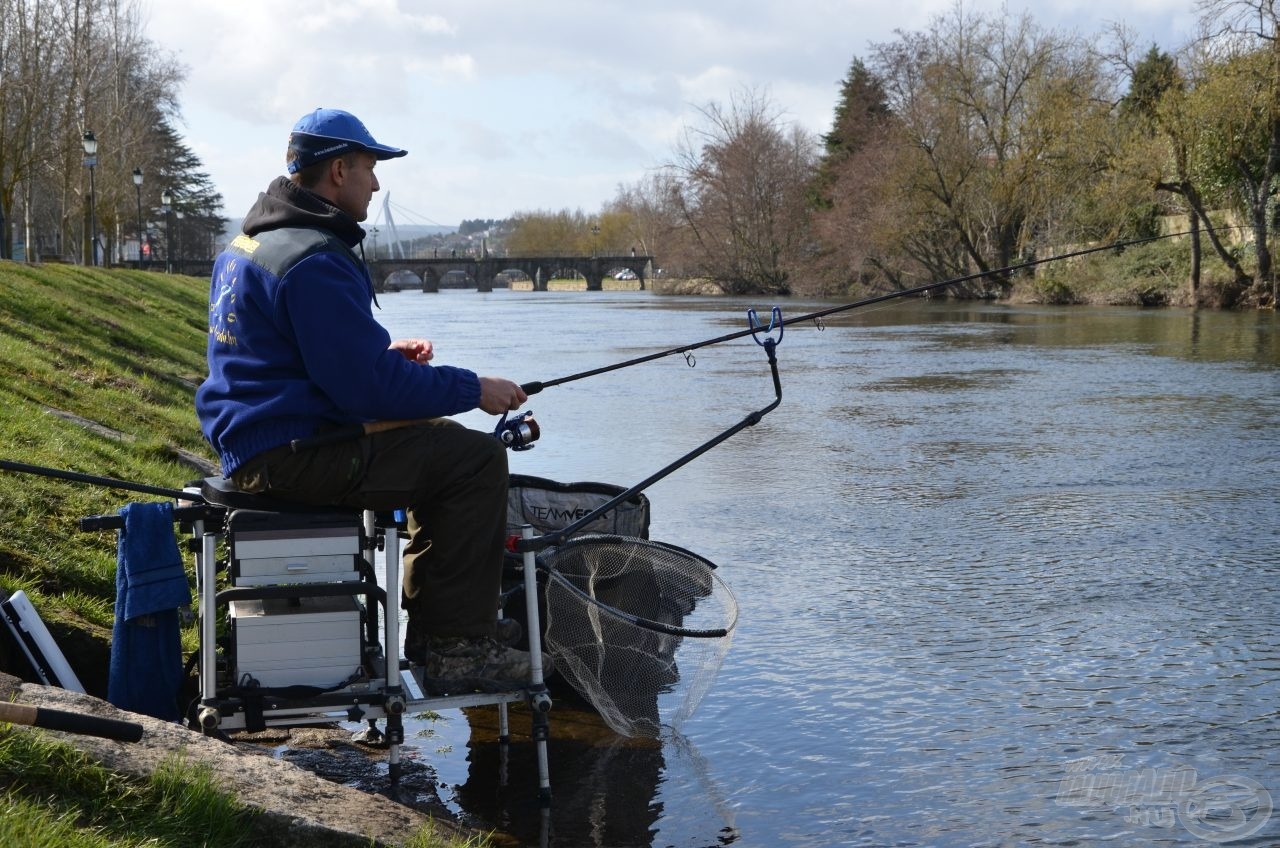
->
[196, 108, 543, 692]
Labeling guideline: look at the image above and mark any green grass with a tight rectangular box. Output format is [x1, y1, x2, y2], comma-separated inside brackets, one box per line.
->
[0, 263, 213, 696]
[0, 725, 487, 847]
[1017, 236, 1252, 307]
[0, 261, 487, 848]
[0, 727, 261, 847]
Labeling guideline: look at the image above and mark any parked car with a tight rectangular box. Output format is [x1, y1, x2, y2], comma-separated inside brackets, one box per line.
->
[614, 269, 638, 280]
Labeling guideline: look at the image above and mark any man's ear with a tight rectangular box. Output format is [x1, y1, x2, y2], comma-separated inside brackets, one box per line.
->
[328, 156, 347, 186]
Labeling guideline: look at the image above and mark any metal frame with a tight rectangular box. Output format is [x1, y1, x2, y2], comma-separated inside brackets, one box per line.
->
[190, 504, 551, 795]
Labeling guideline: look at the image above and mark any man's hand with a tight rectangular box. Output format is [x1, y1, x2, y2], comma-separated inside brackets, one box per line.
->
[390, 338, 434, 364]
[478, 376, 527, 415]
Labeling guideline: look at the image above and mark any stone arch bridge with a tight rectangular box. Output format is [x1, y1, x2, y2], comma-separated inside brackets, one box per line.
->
[369, 255, 653, 293]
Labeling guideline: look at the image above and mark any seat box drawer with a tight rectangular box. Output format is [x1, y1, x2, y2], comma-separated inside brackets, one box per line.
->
[227, 509, 362, 561]
[231, 528, 360, 560]
[233, 554, 359, 586]
[230, 596, 362, 688]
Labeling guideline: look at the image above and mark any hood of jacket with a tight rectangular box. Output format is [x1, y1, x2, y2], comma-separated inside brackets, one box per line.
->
[240, 176, 366, 248]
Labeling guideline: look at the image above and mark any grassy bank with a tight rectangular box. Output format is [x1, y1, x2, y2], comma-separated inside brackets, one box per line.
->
[0, 261, 483, 848]
[0, 730, 261, 848]
[0, 263, 214, 697]
[645, 237, 1258, 306]
[1013, 236, 1234, 307]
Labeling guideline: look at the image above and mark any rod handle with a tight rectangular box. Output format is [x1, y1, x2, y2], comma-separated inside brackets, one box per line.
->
[0, 701, 144, 742]
[79, 514, 125, 532]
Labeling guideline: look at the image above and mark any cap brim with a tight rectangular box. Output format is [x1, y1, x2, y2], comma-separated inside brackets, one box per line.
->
[366, 143, 408, 160]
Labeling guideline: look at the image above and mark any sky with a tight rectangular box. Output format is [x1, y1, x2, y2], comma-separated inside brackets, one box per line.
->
[142, 0, 1200, 231]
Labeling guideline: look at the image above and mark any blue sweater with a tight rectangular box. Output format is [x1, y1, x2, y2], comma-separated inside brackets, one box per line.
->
[196, 178, 481, 475]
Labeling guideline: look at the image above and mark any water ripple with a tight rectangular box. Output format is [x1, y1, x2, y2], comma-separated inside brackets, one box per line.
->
[373, 295, 1280, 847]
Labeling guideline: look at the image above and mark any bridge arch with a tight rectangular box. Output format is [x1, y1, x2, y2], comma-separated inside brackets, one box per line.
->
[382, 269, 422, 292]
[366, 255, 654, 293]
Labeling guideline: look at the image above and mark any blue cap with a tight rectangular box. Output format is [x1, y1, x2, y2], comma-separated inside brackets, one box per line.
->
[287, 108, 407, 173]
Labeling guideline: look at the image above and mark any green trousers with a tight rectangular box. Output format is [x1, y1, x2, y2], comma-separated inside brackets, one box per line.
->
[231, 420, 508, 639]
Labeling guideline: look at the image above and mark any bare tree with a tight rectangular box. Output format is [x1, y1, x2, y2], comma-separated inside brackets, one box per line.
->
[807, 131, 912, 296]
[666, 87, 817, 295]
[869, 3, 1115, 294]
[1193, 0, 1280, 305]
[95, 0, 182, 262]
[0, 0, 73, 259]
[606, 169, 683, 271]
[505, 208, 594, 256]
[803, 58, 917, 296]
[0, 0, 218, 264]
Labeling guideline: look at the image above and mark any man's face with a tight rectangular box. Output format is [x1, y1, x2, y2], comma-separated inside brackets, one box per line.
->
[334, 152, 380, 221]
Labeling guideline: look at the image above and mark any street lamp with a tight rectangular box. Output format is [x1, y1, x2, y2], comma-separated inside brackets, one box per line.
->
[132, 169, 145, 268]
[591, 223, 600, 258]
[82, 131, 98, 266]
[175, 209, 184, 273]
[160, 189, 173, 273]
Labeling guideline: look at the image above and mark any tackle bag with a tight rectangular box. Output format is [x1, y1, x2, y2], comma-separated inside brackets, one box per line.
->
[505, 474, 650, 542]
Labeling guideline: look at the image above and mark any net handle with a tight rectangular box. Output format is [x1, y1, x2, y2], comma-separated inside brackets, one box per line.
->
[541, 563, 731, 639]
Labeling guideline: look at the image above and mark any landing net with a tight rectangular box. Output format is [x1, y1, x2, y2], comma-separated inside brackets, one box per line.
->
[539, 534, 738, 738]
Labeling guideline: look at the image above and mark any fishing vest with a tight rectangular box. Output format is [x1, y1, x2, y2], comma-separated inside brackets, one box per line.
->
[225, 226, 366, 284]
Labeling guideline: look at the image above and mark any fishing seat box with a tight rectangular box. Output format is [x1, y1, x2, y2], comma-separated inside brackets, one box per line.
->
[224, 509, 365, 689]
[227, 509, 362, 586]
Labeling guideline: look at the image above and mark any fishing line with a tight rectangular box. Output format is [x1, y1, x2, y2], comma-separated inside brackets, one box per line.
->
[518, 227, 1227, 396]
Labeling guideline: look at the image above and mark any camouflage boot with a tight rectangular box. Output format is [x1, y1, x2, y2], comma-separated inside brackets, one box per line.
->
[420, 635, 552, 694]
[405, 617, 523, 665]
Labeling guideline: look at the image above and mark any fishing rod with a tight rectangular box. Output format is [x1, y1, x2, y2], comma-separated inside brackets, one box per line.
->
[0, 700, 144, 743]
[0, 459, 193, 502]
[517, 228, 1207, 396]
[0, 227, 1215, 502]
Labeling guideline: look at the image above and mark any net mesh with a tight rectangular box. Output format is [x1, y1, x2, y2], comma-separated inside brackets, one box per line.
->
[539, 534, 738, 738]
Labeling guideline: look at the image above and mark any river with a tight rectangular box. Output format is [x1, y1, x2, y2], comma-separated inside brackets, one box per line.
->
[364, 290, 1279, 847]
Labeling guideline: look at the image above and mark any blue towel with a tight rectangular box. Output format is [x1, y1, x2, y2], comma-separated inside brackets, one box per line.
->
[108, 501, 191, 721]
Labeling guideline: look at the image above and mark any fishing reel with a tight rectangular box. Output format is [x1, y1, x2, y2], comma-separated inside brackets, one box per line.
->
[494, 410, 540, 451]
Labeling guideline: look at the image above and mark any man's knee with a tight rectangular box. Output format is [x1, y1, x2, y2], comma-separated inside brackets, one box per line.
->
[445, 425, 507, 484]
[421, 425, 508, 498]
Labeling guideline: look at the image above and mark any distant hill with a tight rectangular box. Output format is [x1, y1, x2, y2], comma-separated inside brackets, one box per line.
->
[366, 223, 458, 240]
[219, 219, 455, 244]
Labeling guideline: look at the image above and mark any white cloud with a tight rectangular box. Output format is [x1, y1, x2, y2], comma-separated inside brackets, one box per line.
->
[141, 0, 1201, 226]
[405, 53, 476, 81]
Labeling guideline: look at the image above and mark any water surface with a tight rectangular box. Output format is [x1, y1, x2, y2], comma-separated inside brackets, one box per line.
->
[368, 292, 1279, 847]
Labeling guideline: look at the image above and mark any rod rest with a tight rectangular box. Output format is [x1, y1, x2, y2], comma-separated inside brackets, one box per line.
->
[79, 504, 215, 533]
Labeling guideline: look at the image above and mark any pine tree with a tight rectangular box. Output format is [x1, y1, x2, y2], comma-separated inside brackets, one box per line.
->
[810, 58, 891, 209]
